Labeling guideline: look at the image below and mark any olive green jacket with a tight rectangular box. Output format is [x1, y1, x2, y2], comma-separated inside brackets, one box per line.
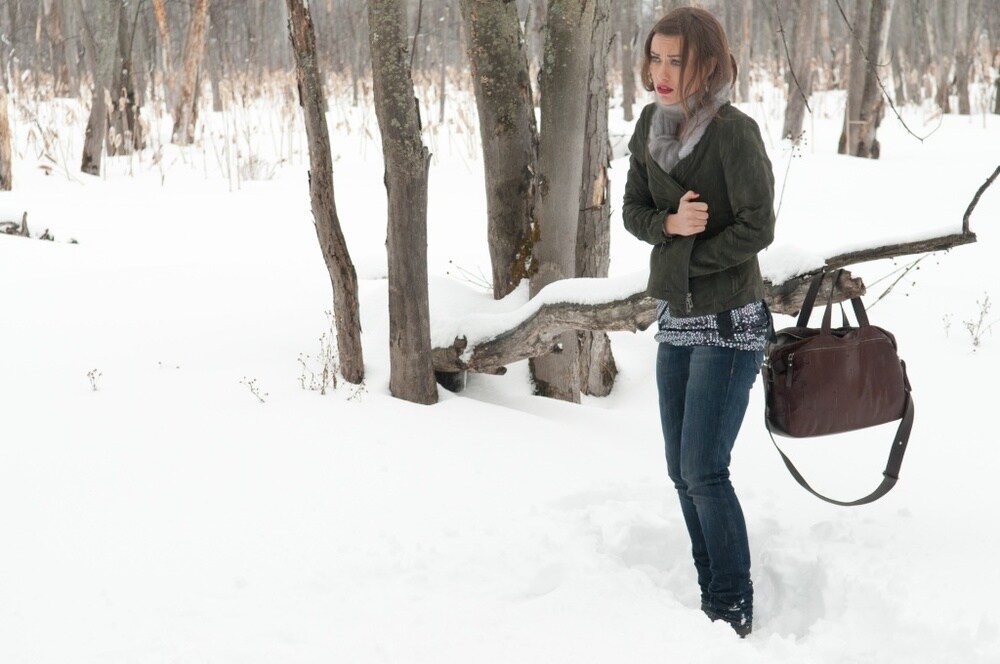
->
[623, 102, 775, 317]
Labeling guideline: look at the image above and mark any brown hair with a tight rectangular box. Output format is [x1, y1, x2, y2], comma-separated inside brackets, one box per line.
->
[640, 7, 737, 118]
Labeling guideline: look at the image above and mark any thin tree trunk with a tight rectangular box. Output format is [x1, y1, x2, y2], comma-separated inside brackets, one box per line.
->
[838, 0, 869, 153]
[577, 0, 616, 397]
[369, 0, 438, 405]
[738, 0, 752, 102]
[72, 0, 97, 82]
[856, 0, 895, 156]
[80, 0, 121, 176]
[782, 0, 820, 140]
[108, 1, 141, 155]
[6, 2, 19, 92]
[927, 0, 952, 112]
[171, 0, 209, 145]
[529, 0, 597, 403]
[286, 0, 365, 385]
[0, 85, 11, 190]
[838, 0, 894, 157]
[207, 2, 225, 112]
[150, 0, 173, 94]
[42, 0, 71, 96]
[955, 0, 972, 115]
[818, 0, 835, 87]
[619, 0, 637, 120]
[458, 0, 538, 300]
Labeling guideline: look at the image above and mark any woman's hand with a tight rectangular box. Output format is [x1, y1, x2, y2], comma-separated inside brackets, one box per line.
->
[664, 190, 708, 236]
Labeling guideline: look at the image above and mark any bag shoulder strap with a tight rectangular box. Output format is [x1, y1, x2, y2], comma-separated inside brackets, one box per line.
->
[766, 391, 914, 506]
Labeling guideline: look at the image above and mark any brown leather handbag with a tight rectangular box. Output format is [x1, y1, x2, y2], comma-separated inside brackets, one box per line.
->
[762, 270, 914, 506]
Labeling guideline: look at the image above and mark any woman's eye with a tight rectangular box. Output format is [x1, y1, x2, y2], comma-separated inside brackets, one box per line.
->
[670, 59, 683, 67]
[651, 56, 661, 63]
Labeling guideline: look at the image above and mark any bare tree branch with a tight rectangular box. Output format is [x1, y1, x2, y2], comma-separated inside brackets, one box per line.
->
[963, 163, 1000, 235]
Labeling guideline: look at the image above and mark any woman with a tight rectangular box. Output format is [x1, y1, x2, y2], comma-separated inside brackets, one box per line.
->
[622, 7, 775, 638]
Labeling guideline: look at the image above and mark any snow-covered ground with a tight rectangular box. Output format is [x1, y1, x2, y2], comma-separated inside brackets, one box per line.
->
[1, 80, 999, 663]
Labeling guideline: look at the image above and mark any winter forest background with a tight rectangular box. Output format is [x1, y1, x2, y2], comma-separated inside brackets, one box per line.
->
[2, 0, 1000, 662]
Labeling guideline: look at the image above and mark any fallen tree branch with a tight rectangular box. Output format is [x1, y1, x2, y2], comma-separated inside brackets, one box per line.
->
[0, 212, 29, 237]
[434, 165, 996, 378]
[433, 229, 977, 374]
[822, 232, 977, 271]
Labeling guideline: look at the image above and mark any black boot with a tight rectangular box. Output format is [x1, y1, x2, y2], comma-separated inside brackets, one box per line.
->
[702, 605, 752, 638]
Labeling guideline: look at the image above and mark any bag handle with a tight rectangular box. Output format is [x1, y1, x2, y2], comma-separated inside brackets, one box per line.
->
[797, 270, 871, 332]
[765, 387, 914, 506]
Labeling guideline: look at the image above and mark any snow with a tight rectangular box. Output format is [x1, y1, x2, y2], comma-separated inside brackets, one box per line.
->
[2, 81, 1000, 663]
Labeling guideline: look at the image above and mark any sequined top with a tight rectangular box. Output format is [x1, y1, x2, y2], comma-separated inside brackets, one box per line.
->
[654, 299, 770, 351]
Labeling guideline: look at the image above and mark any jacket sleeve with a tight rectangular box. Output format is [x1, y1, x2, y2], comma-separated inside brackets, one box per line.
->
[622, 113, 674, 246]
[687, 116, 775, 276]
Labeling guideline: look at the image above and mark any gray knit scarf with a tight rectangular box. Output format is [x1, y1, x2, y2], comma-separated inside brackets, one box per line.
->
[648, 88, 730, 174]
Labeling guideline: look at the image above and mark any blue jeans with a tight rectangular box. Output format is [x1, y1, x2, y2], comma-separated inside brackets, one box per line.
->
[656, 343, 762, 625]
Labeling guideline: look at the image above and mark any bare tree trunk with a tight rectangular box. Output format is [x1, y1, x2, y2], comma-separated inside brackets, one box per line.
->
[108, 1, 142, 155]
[818, 0, 835, 88]
[286, 0, 365, 385]
[150, 0, 173, 96]
[838, 0, 895, 157]
[368, 0, 438, 405]
[529, 0, 597, 403]
[171, 0, 209, 145]
[80, 0, 121, 176]
[839, 0, 869, 153]
[459, 0, 538, 300]
[737, 0, 753, 102]
[926, 0, 952, 112]
[577, 0, 616, 397]
[782, 0, 820, 140]
[72, 0, 97, 82]
[5, 2, 19, 92]
[955, 0, 972, 114]
[619, 0, 637, 120]
[857, 0, 895, 155]
[889, 38, 907, 104]
[42, 0, 71, 96]
[0, 85, 11, 191]
[207, 2, 225, 112]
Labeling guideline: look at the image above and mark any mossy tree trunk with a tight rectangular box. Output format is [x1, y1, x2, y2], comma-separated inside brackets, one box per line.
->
[368, 0, 438, 405]
[286, 0, 365, 385]
[458, 0, 538, 300]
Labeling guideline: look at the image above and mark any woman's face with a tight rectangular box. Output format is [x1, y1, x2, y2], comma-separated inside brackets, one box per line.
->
[649, 34, 694, 105]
